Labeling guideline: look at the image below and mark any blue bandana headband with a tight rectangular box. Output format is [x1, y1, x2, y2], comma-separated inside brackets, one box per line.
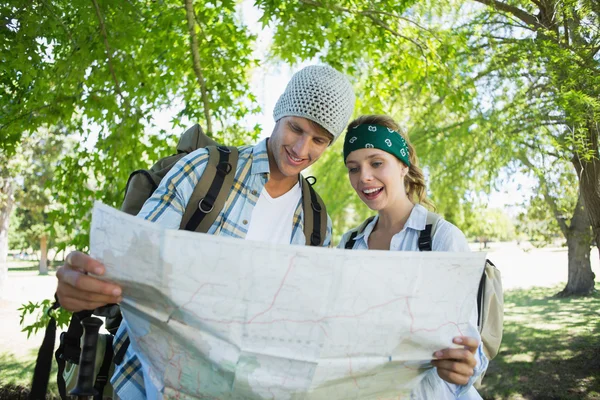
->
[343, 124, 411, 166]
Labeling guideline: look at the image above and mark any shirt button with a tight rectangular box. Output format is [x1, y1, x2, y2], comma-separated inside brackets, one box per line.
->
[251, 190, 257, 195]
[243, 220, 248, 225]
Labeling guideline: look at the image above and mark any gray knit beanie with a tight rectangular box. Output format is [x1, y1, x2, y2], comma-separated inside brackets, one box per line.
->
[273, 65, 355, 142]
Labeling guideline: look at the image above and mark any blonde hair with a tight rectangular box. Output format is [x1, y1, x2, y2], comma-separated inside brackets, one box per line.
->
[346, 115, 435, 210]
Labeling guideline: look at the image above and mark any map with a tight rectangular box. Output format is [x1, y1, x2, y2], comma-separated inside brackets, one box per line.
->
[90, 202, 487, 399]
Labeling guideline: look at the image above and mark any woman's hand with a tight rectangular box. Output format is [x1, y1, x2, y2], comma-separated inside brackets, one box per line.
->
[432, 336, 479, 385]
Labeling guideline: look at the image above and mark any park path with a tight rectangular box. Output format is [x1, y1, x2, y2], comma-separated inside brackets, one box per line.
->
[0, 271, 57, 360]
[1, 243, 599, 374]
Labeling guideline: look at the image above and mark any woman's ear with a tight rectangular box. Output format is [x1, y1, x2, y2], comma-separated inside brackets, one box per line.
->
[400, 164, 409, 178]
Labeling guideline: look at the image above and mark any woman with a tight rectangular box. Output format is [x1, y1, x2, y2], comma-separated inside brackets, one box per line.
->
[338, 115, 488, 399]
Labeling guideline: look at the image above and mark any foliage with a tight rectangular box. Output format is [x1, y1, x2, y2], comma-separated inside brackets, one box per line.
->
[7, 208, 27, 251]
[18, 299, 71, 339]
[466, 207, 516, 243]
[515, 156, 583, 247]
[259, 0, 599, 248]
[8, 128, 72, 255]
[1, 0, 261, 249]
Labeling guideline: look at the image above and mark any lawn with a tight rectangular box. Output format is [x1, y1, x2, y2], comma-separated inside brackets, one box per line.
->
[1, 283, 599, 399]
[478, 283, 600, 400]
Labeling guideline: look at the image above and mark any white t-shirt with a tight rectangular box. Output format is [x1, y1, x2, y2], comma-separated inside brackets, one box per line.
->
[245, 182, 302, 244]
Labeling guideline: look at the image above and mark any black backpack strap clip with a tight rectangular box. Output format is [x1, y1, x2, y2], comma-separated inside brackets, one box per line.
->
[181, 145, 239, 233]
[300, 175, 327, 246]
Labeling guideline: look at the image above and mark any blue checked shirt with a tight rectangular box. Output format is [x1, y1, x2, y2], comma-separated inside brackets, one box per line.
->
[338, 204, 489, 400]
[111, 138, 332, 399]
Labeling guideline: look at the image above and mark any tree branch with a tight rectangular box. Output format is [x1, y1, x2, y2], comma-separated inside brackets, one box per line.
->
[91, 0, 130, 110]
[298, 0, 428, 58]
[365, 14, 428, 61]
[518, 153, 570, 235]
[472, 0, 543, 29]
[184, 0, 212, 134]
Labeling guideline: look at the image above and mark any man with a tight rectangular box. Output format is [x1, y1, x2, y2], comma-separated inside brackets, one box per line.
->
[55, 64, 355, 398]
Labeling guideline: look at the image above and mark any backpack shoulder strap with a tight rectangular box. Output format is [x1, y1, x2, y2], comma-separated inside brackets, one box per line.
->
[180, 145, 239, 233]
[418, 210, 442, 251]
[300, 175, 327, 246]
[344, 216, 376, 249]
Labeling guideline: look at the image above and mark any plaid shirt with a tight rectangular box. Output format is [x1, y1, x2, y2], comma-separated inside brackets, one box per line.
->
[110, 138, 332, 399]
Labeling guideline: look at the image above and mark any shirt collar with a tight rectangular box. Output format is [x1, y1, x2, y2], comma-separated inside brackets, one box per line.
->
[354, 203, 429, 241]
[250, 138, 271, 176]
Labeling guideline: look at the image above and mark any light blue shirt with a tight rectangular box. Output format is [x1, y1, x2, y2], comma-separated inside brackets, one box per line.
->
[338, 204, 488, 399]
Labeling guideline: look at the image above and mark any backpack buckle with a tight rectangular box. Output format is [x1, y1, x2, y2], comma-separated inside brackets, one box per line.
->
[311, 202, 322, 212]
[217, 146, 231, 154]
[305, 176, 317, 186]
[217, 161, 232, 175]
[310, 232, 321, 246]
[198, 198, 214, 214]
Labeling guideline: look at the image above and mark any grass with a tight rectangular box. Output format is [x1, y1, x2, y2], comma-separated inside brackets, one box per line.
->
[0, 351, 58, 399]
[6, 259, 62, 272]
[1, 284, 598, 399]
[479, 283, 600, 400]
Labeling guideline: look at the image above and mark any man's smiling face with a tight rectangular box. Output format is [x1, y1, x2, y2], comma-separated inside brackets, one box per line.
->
[268, 116, 332, 178]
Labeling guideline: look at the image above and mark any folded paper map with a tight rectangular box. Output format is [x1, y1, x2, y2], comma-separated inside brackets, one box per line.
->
[90, 202, 486, 399]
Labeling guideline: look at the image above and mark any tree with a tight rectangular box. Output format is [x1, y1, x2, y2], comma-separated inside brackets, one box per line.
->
[1, 0, 260, 249]
[516, 156, 594, 295]
[258, 0, 598, 295]
[10, 128, 71, 274]
[468, 207, 516, 247]
[0, 152, 18, 297]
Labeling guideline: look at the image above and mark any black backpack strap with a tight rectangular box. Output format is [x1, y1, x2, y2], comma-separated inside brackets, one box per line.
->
[345, 231, 359, 249]
[344, 216, 376, 249]
[301, 175, 327, 246]
[55, 309, 93, 399]
[418, 224, 433, 251]
[418, 210, 442, 252]
[181, 145, 239, 233]
[93, 336, 113, 400]
[29, 299, 61, 400]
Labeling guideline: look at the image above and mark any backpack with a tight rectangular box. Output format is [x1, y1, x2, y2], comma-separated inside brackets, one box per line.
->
[343, 211, 504, 365]
[29, 124, 328, 400]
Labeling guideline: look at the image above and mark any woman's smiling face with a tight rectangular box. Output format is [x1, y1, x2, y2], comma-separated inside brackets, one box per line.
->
[345, 148, 409, 211]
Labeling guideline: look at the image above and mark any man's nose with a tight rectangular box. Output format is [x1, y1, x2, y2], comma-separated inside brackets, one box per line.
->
[292, 135, 310, 157]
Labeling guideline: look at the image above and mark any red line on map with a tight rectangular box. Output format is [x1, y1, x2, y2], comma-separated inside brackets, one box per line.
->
[405, 297, 464, 336]
[180, 282, 224, 311]
[247, 256, 296, 324]
[172, 258, 466, 340]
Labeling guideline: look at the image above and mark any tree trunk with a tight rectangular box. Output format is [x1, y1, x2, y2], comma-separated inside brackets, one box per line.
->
[0, 179, 15, 299]
[39, 234, 48, 275]
[556, 196, 595, 297]
[573, 123, 600, 262]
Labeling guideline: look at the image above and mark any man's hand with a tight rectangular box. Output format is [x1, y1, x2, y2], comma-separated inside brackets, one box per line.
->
[432, 336, 479, 386]
[56, 251, 122, 312]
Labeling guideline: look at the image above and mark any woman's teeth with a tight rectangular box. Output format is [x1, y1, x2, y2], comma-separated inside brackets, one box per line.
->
[363, 188, 383, 194]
